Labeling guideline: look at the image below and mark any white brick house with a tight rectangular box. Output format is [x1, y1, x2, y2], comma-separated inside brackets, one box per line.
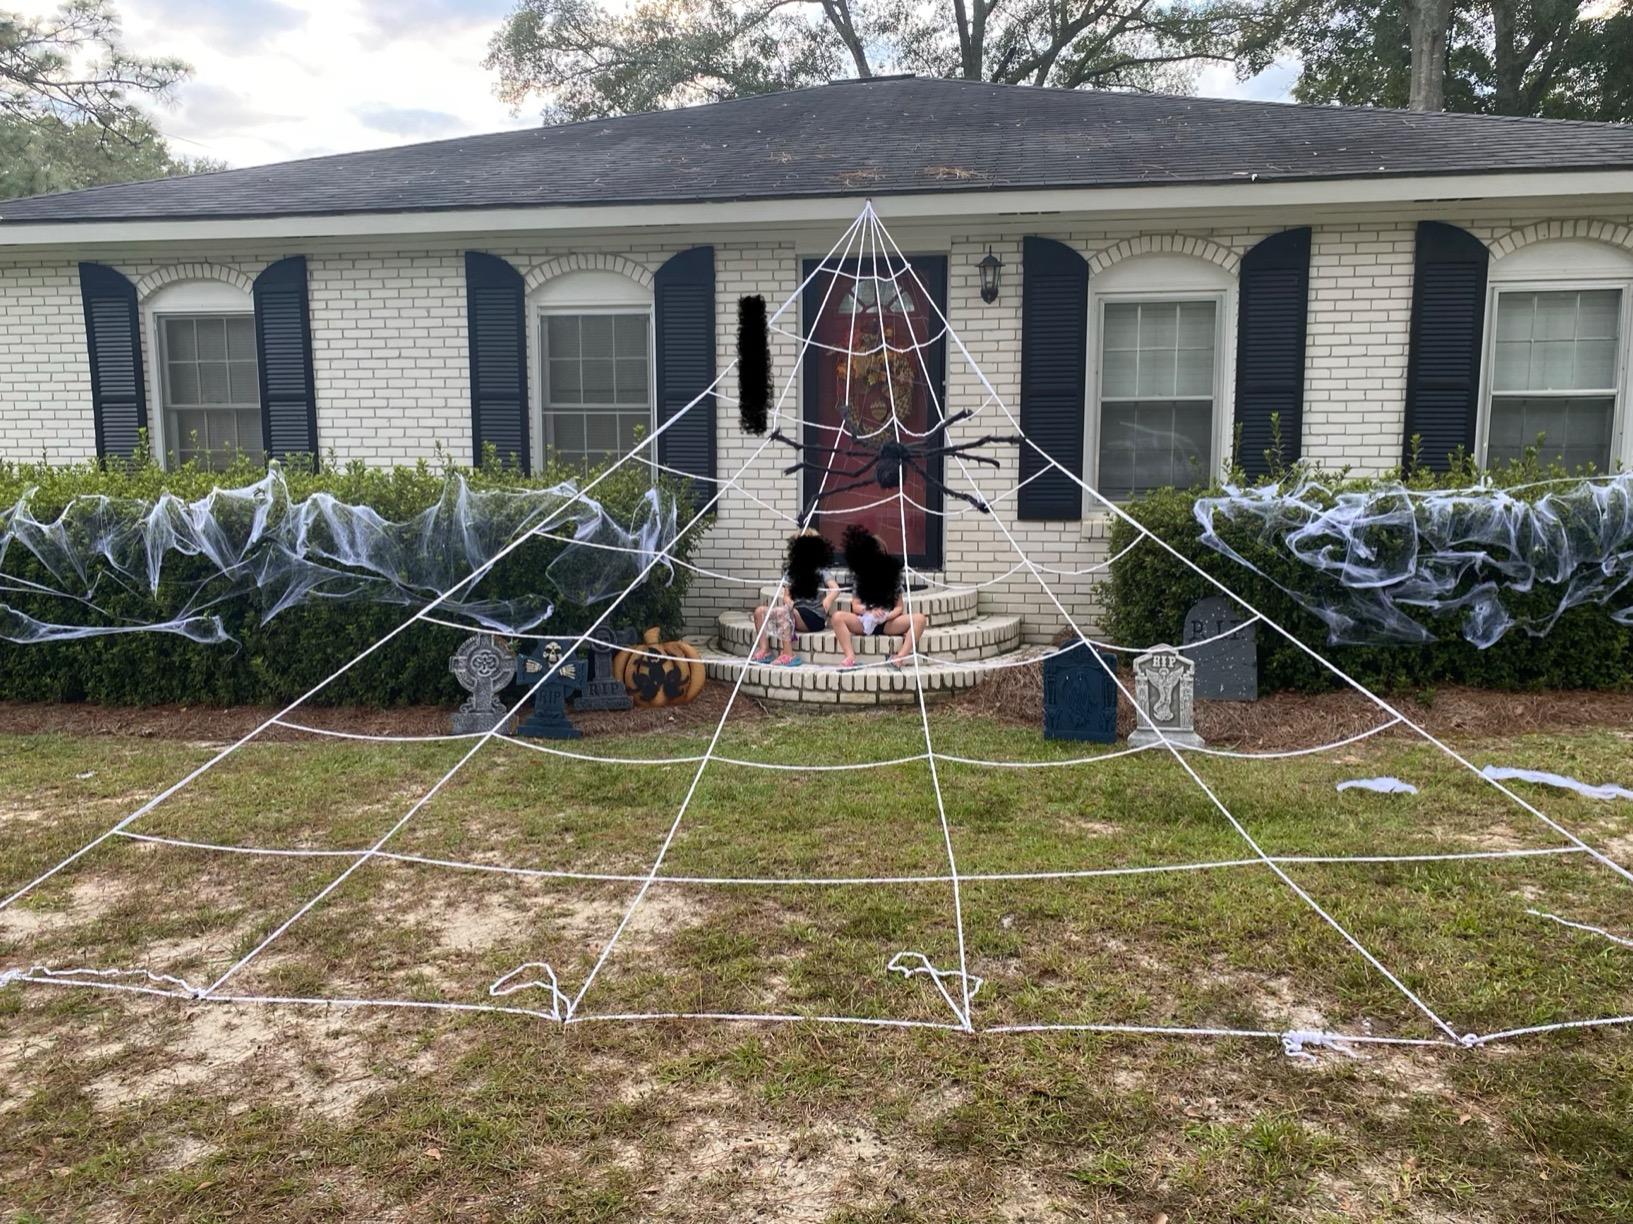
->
[4, 76, 1633, 666]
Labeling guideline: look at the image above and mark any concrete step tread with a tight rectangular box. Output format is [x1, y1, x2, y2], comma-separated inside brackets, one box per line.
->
[755, 585, 978, 624]
[716, 610, 1022, 660]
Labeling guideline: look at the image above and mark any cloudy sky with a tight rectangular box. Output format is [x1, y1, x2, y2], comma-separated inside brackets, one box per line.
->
[16, 0, 1298, 169]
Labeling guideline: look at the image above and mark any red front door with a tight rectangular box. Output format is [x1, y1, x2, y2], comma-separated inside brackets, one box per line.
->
[801, 255, 948, 569]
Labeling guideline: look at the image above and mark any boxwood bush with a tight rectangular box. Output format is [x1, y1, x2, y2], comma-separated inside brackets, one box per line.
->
[1105, 453, 1633, 694]
[0, 447, 704, 706]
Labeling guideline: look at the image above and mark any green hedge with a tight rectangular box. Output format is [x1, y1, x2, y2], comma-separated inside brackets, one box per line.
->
[0, 449, 703, 706]
[1105, 466, 1633, 695]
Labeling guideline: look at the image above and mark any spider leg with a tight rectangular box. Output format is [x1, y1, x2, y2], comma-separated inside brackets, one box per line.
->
[901, 455, 991, 512]
[781, 458, 878, 479]
[910, 434, 1026, 469]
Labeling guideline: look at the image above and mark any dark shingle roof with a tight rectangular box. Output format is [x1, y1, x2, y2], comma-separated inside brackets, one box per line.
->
[5, 76, 1633, 224]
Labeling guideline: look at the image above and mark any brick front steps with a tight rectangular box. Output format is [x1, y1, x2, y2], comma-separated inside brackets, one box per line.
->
[697, 583, 1040, 705]
[690, 637, 1046, 705]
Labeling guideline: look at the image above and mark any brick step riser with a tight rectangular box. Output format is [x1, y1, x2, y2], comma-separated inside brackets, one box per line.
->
[706, 662, 984, 703]
[735, 683, 962, 706]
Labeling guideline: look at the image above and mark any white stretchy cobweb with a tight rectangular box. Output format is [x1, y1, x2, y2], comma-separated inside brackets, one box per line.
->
[0, 467, 682, 643]
[4, 203, 1633, 1056]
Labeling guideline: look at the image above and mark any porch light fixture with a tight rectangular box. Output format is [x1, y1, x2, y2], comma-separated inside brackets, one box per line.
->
[977, 247, 1003, 304]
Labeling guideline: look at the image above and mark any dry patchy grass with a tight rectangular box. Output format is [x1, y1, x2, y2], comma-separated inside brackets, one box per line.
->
[3, 705, 1633, 1221]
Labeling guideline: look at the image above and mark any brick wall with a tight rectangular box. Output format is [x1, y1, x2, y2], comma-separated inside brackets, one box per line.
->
[0, 256, 94, 460]
[4, 203, 1633, 642]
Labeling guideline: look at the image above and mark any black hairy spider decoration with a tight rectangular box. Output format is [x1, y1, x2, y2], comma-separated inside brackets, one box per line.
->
[770, 406, 1022, 514]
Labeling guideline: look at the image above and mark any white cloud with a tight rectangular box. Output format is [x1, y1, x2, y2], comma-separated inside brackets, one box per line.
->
[7, 0, 533, 167]
[1192, 59, 1302, 105]
[6, 0, 1302, 169]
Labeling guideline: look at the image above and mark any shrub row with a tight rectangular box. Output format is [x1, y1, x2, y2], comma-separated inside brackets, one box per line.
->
[1105, 466, 1633, 694]
[0, 450, 703, 706]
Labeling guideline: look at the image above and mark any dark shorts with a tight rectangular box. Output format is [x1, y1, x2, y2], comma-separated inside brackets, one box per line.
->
[793, 602, 827, 633]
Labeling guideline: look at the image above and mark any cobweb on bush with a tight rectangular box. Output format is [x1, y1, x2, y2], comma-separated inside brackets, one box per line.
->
[3, 203, 1632, 1057]
[0, 470, 681, 644]
[1195, 476, 1633, 648]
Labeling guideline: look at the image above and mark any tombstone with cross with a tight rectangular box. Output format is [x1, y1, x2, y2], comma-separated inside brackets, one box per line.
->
[577, 628, 636, 712]
[449, 633, 517, 734]
[514, 637, 588, 739]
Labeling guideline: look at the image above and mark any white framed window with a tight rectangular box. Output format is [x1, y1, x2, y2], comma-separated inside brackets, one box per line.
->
[1087, 254, 1235, 504]
[540, 312, 651, 468]
[530, 269, 654, 471]
[145, 280, 261, 470]
[1481, 240, 1633, 474]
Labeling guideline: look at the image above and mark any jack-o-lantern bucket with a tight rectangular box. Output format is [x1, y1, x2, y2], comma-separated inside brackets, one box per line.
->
[613, 627, 706, 708]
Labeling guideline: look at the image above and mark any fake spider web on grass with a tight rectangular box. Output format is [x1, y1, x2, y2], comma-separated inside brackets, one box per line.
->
[4, 203, 1633, 1058]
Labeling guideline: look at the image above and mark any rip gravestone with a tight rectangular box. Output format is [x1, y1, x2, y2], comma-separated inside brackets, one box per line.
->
[1183, 596, 1257, 702]
[1128, 645, 1204, 749]
[578, 628, 636, 711]
[514, 638, 587, 739]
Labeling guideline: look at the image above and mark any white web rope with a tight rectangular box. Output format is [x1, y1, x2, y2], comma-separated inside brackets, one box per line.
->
[859, 210, 1467, 1048]
[865, 206, 1632, 1047]
[5, 200, 1630, 1051]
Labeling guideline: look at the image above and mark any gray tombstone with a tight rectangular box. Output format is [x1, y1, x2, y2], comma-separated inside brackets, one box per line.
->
[450, 633, 517, 734]
[1128, 645, 1204, 749]
[1183, 596, 1257, 702]
[578, 628, 636, 712]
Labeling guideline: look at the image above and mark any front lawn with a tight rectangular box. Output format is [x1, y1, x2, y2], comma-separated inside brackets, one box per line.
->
[3, 704, 1632, 1221]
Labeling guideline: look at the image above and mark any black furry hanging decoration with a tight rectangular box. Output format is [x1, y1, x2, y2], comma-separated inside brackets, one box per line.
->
[842, 524, 905, 611]
[784, 531, 835, 602]
[736, 294, 771, 435]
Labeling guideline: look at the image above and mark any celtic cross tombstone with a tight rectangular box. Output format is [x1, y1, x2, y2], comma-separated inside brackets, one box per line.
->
[1128, 645, 1204, 749]
[514, 638, 587, 740]
[449, 633, 516, 734]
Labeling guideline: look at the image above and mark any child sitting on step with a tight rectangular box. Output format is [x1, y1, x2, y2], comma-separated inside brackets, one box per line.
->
[750, 530, 838, 668]
[831, 525, 927, 670]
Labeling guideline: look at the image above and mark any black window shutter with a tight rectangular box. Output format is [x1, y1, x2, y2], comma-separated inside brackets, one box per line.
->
[77, 262, 146, 459]
[1234, 227, 1311, 479]
[253, 255, 319, 466]
[1404, 221, 1489, 472]
[654, 246, 716, 511]
[464, 251, 530, 473]
[1019, 236, 1088, 520]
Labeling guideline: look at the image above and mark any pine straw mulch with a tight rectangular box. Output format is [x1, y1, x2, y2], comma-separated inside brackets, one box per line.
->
[0, 684, 770, 745]
[952, 653, 1633, 751]
[3, 677, 1633, 754]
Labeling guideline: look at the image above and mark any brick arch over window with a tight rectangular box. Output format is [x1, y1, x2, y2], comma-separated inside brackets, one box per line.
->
[1489, 220, 1633, 260]
[134, 262, 254, 300]
[1086, 234, 1241, 278]
[522, 252, 654, 295]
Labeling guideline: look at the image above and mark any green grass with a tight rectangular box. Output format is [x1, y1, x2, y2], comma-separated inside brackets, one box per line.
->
[3, 708, 1633, 1221]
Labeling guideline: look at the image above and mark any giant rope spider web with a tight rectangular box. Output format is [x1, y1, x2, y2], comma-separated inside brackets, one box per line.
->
[3, 201, 1633, 1059]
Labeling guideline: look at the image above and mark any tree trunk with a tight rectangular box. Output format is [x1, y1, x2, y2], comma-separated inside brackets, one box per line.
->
[1405, 0, 1452, 110]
